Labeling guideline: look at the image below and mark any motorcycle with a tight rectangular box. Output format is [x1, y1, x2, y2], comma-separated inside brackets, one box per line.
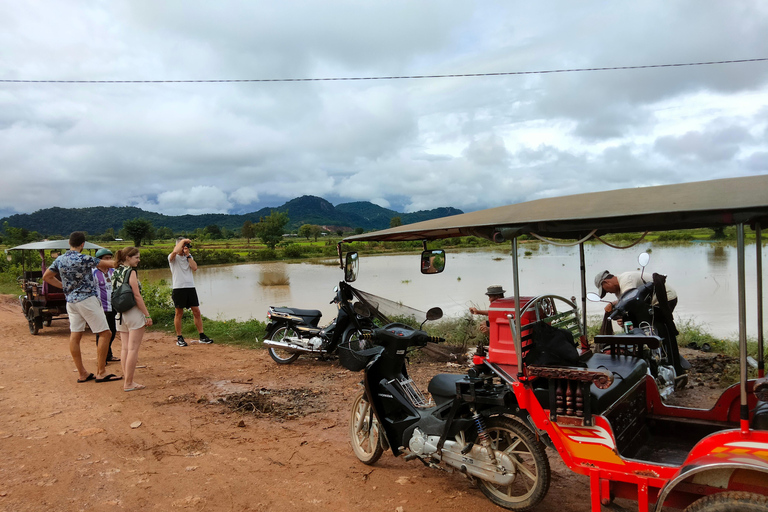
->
[263, 281, 376, 364]
[588, 253, 689, 398]
[347, 309, 551, 511]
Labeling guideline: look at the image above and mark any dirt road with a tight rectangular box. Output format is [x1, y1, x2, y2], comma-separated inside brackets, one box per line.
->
[0, 293, 721, 512]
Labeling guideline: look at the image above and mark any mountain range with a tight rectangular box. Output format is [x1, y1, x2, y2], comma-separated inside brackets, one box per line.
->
[0, 196, 463, 236]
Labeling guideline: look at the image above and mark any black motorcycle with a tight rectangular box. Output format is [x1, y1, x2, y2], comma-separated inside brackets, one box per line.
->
[347, 309, 551, 511]
[263, 281, 375, 364]
[589, 254, 689, 398]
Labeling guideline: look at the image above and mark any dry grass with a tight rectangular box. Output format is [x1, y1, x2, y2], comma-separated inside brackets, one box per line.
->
[258, 270, 290, 286]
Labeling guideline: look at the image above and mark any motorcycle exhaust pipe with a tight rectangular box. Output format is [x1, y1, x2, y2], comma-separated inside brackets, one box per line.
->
[262, 338, 319, 354]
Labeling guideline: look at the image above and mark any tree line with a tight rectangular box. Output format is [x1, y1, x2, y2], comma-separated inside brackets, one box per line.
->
[1, 211, 372, 249]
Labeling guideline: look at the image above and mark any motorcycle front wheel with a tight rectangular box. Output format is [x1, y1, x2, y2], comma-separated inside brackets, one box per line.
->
[349, 391, 383, 465]
[267, 326, 301, 364]
[472, 416, 551, 511]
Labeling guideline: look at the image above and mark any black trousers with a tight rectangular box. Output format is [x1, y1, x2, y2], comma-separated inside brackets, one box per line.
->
[96, 310, 117, 360]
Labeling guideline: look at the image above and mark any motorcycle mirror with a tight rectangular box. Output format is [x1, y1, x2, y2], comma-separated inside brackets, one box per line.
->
[586, 292, 605, 302]
[353, 302, 371, 318]
[420, 250, 446, 274]
[344, 252, 359, 282]
[425, 307, 443, 321]
[638, 252, 650, 268]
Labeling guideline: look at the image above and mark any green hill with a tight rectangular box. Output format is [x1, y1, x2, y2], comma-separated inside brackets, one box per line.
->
[0, 196, 463, 236]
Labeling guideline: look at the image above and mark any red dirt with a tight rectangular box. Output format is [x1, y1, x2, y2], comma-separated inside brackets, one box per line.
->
[0, 294, 721, 512]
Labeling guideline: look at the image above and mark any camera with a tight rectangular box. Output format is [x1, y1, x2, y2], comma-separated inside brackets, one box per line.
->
[184, 242, 192, 249]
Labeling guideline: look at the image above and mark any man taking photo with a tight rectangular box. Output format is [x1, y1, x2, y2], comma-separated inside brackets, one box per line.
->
[168, 238, 213, 347]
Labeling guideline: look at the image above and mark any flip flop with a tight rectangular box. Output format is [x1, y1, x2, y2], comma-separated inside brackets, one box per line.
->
[77, 373, 95, 383]
[107, 357, 121, 362]
[95, 374, 123, 383]
[124, 385, 146, 392]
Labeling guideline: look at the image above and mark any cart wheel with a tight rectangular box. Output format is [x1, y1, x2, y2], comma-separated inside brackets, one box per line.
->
[685, 491, 768, 511]
[44, 316, 52, 327]
[26, 309, 41, 335]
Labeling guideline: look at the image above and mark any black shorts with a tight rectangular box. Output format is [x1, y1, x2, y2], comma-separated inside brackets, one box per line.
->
[172, 288, 200, 309]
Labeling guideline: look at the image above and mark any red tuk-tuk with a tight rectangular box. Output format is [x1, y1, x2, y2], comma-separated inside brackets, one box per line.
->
[7, 240, 106, 335]
[343, 175, 768, 511]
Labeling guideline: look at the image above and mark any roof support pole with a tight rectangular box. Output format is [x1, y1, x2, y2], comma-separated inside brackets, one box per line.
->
[512, 238, 522, 377]
[737, 223, 749, 430]
[580, 242, 588, 339]
[756, 222, 764, 378]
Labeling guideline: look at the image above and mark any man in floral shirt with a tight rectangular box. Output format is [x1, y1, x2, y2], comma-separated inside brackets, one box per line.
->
[43, 232, 121, 383]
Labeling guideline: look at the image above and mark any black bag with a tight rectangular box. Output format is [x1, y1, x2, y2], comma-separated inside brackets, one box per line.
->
[524, 322, 581, 367]
[111, 267, 137, 313]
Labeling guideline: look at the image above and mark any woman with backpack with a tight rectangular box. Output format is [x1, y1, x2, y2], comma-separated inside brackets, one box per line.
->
[112, 247, 152, 392]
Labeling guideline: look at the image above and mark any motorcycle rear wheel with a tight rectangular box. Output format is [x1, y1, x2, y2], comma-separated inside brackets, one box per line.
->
[472, 416, 550, 511]
[349, 391, 383, 465]
[267, 326, 301, 364]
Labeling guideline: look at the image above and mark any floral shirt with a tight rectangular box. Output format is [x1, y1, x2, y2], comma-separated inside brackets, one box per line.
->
[48, 250, 102, 303]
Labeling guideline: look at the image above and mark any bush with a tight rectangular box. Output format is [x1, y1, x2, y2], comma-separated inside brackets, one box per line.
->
[656, 232, 693, 242]
[246, 249, 277, 261]
[282, 244, 304, 258]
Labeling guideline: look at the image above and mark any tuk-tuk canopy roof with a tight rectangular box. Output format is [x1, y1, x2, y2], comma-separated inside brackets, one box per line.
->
[8, 240, 106, 251]
[343, 175, 768, 242]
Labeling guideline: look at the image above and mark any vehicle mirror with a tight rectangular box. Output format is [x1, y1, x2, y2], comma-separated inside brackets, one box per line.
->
[420, 250, 446, 274]
[586, 292, 603, 302]
[425, 307, 443, 321]
[353, 302, 371, 318]
[344, 252, 359, 282]
[638, 252, 650, 268]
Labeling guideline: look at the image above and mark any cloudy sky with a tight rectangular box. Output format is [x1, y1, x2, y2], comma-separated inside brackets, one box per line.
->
[1, 1, 767, 218]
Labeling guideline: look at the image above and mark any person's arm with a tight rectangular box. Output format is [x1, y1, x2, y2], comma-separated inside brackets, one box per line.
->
[187, 253, 197, 272]
[469, 307, 489, 316]
[42, 268, 62, 289]
[129, 271, 153, 326]
[169, 238, 190, 262]
[96, 258, 117, 271]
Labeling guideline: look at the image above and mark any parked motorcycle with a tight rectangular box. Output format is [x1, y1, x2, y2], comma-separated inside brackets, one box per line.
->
[588, 253, 689, 398]
[347, 309, 551, 511]
[263, 281, 376, 364]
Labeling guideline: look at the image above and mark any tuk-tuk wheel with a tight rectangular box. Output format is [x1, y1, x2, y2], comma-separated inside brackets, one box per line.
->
[28, 319, 40, 335]
[44, 316, 52, 327]
[684, 491, 768, 512]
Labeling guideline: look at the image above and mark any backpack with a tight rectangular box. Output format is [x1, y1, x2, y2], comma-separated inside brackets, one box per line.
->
[111, 267, 137, 313]
[524, 322, 581, 367]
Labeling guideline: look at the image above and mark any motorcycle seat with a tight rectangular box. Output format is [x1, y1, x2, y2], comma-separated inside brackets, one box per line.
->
[272, 307, 323, 326]
[533, 353, 648, 415]
[428, 374, 468, 404]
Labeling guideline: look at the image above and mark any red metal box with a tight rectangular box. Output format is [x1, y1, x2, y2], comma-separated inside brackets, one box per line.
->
[486, 297, 537, 365]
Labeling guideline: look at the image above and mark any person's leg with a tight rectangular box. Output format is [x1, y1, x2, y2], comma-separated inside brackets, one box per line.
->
[191, 306, 203, 334]
[119, 331, 128, 377]
[174, 308, 184, 336]
[123, 327, 145, 390]
[96, 329, 112, 378]
[66, 301, 90, 380]
[106, 311, 117, 360]
[69, 331, 90, 380]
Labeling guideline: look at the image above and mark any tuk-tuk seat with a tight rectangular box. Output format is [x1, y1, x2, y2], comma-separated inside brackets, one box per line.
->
[23, 270, 43, 282]
[42, 281, 66, 302]
[530, 353, 648, 418]
[752, 401, 768, 430]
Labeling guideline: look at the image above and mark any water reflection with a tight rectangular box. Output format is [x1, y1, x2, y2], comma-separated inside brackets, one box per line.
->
[706, 245, 729, 269]
[140, 243, 767, 339]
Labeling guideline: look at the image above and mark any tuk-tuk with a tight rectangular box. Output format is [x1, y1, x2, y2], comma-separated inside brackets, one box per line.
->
[7, 240, 105, 335]
[343, 175, 767, 511]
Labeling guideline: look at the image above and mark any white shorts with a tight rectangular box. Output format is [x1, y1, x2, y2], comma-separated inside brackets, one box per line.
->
[67, 296, 110, 333]
[116, 307, 146, 332]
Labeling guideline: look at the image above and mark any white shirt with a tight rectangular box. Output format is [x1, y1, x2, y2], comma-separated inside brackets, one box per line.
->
[168, 254, 196, 289]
